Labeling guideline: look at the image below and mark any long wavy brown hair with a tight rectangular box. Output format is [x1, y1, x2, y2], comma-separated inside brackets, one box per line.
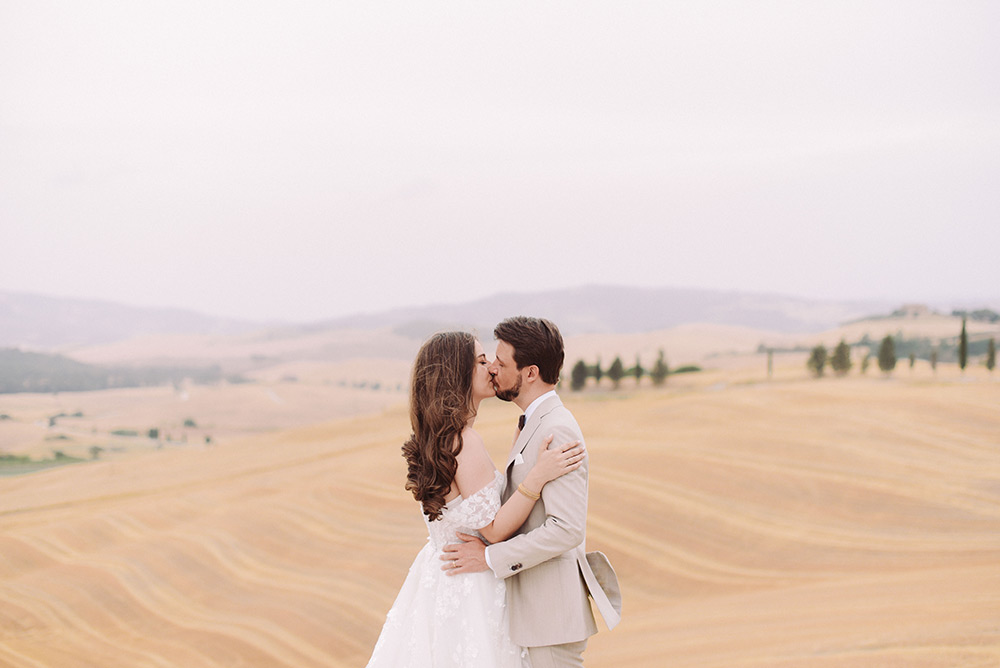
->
[401, 331, 476, 521]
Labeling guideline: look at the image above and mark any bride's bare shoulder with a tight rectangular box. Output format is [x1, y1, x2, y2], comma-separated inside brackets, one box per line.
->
[459, 426, 486, 451]
[454, 428, 496, 497]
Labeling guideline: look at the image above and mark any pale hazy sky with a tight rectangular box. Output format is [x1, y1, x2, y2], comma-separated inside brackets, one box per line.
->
[2, 2, 998, 322]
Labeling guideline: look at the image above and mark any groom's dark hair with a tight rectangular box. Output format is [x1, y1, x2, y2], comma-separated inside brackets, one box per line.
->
[494, 316, 564, 385]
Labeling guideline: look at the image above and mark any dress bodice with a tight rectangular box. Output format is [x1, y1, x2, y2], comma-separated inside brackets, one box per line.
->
[367, 468, 527, 667]
[423, 470, 504, 550]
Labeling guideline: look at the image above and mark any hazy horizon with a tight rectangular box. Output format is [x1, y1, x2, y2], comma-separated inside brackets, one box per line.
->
[3, 2, 998, 322]
[3, 283, 998, 332]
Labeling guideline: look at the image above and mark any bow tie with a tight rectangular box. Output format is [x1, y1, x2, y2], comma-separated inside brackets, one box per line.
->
[517, 414, 526, 431]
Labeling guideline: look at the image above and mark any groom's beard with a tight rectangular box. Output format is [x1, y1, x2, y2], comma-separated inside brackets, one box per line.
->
[493, 374, 522, 403]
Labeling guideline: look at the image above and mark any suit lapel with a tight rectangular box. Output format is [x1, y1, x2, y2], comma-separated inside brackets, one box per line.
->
[504, 394, 563, 471]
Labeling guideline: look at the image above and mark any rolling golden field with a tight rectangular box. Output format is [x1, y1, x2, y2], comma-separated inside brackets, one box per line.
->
[2, 359, 998, 667]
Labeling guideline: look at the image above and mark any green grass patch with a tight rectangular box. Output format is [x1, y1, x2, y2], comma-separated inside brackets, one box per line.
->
[0, 452, 86, 477]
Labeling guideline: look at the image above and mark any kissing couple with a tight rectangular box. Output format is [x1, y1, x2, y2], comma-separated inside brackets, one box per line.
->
[366, 316, 621, 668]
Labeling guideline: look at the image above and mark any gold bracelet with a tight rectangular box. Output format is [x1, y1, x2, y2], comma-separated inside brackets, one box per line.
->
[517, 483, 541, 501]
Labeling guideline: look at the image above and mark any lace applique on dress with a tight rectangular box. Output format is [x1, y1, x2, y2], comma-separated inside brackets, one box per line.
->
[366, 470, 527, 668]
[426, 470, 503, 551]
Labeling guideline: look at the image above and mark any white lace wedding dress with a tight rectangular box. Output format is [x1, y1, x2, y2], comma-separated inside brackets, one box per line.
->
[366, 470, 528, 668]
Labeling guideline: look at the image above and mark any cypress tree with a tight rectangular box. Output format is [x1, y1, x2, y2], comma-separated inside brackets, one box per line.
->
[987, 338, 996, 373]
[807, 344, 827, 378]
[632, 355, 644, 385]
[830, 340, 852, 376]
[958, 318, 968, 372]
[650, 349, 669, 386]
[570, 359, 589, 391]
[878, 335, 896, 375]
[607, 356, 625, 389]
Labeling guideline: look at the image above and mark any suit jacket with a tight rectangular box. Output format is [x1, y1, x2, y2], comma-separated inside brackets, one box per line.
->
[486, 394, 622, 648]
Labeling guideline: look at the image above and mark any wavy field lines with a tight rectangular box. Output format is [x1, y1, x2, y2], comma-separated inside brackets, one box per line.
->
[574, 379, 1000, 666]
[1, 409, 414, 668]
[2, 379, 999, 666]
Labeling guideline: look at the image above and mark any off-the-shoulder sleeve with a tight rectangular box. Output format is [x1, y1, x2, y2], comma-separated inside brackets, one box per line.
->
[451, 470, 503, 530]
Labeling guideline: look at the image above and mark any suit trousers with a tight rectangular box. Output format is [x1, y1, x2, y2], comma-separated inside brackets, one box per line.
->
[525, 639, 588, 668]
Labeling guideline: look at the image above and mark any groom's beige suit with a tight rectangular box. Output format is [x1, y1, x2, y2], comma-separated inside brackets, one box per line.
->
[486, 393, 622, 654]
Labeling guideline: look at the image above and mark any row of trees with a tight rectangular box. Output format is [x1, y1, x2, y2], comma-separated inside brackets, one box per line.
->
[807, 320, 997, 377]
[568, 350, 681, 391]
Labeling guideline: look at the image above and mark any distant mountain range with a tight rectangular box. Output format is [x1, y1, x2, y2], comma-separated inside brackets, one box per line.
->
[1, 287, 902, 351]
[0, 292, 262, 349]
[310, 285, 898, 338]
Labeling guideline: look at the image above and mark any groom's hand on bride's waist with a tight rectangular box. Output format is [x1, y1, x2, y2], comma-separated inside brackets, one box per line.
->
[440, 533, 489, 576]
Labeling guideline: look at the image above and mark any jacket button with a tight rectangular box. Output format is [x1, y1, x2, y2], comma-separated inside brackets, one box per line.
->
[511, 563, 522, 572]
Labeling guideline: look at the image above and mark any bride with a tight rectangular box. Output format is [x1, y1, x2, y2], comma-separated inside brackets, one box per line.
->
[365, 331, 585, 668]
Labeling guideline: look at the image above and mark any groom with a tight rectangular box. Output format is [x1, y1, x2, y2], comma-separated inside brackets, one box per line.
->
[441, 316, 621, 667]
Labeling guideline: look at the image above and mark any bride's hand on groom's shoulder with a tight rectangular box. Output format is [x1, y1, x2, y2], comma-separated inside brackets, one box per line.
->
[530, 435, 585, 487]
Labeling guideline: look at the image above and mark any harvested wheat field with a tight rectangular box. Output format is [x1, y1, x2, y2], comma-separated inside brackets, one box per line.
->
[1, 371, 999, 667]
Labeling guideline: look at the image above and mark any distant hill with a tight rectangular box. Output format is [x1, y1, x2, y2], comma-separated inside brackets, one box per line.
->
[312, 285, 893, 338]
[0, 286, 913, 351]
[0, 292, 267, 349]
[0, 347, 226, 394]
